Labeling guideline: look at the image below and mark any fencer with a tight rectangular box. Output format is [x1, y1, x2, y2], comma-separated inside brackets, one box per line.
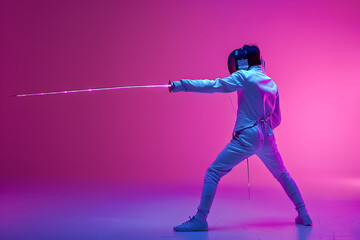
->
[170, 45, 312, 232]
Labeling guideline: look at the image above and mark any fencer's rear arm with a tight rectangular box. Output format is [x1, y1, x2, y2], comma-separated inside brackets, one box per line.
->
[270, 93, 281, 129]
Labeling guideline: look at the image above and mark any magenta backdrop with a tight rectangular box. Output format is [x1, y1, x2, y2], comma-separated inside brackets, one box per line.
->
[1, 0, 360, 192]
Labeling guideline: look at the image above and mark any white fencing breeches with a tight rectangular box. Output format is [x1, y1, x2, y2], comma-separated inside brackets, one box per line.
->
[195, 122, 306, 221]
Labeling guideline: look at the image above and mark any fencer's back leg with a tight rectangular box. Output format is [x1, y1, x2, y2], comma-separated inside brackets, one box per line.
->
[256, 147, 313, 226]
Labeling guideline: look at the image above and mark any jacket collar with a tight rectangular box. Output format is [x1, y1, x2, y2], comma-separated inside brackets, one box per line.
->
[248, 65, 262, 70]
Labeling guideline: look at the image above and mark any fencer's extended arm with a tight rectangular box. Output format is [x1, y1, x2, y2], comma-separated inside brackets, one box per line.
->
[270, 93, 281, 129]
[171, 71, 245, 93]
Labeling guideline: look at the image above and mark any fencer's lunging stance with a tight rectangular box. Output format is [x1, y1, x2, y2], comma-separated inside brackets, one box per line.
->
[170, 45, 312, 232]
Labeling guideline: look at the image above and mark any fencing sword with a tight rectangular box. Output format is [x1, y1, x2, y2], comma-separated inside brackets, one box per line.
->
[14, 80, 251, 201]
[13, 84, 171, 97]
[229, 95, 250, 202]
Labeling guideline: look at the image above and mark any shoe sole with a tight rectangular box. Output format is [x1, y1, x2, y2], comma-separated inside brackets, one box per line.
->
[295, 219, 313, 226]
[173, 229, 208, 232]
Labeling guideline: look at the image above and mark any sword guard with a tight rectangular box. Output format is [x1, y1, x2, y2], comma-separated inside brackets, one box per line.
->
[168, 80, 172, 93]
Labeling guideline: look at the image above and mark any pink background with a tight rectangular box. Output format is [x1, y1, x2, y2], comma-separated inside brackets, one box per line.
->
[1, 0, 360, 193]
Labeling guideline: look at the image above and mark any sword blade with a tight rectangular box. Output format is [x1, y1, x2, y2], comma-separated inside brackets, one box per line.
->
[14, 84, 171, 97]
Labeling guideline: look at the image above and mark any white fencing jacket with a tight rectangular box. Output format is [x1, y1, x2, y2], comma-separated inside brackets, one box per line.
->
[171, 65, 281, 135]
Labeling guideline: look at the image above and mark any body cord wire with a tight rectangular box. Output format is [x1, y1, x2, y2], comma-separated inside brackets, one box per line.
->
[228, 95, 250, 201]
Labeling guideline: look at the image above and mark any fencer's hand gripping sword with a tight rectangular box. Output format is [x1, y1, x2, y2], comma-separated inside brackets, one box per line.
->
[13, 84, 172, 97]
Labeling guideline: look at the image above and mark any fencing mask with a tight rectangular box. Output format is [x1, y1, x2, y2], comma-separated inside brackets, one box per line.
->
[227, 45, 262, 74]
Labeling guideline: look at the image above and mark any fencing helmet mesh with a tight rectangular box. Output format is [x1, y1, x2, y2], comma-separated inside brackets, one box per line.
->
[228, 45, 261, 74]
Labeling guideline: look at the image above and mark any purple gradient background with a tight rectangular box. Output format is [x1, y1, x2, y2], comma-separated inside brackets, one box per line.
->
[1, 0, 360, 194]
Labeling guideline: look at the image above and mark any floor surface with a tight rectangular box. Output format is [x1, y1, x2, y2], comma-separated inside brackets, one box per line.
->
[0, 179, 359, 240]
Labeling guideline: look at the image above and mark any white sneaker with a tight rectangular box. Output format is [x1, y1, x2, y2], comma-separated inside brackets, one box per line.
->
[295, 211, 313, 226]
[173, 216, 208, 232]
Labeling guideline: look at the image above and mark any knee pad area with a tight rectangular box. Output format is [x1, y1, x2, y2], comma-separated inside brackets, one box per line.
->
[204, 167, 230, 185]
[278, 171, 292, 185]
